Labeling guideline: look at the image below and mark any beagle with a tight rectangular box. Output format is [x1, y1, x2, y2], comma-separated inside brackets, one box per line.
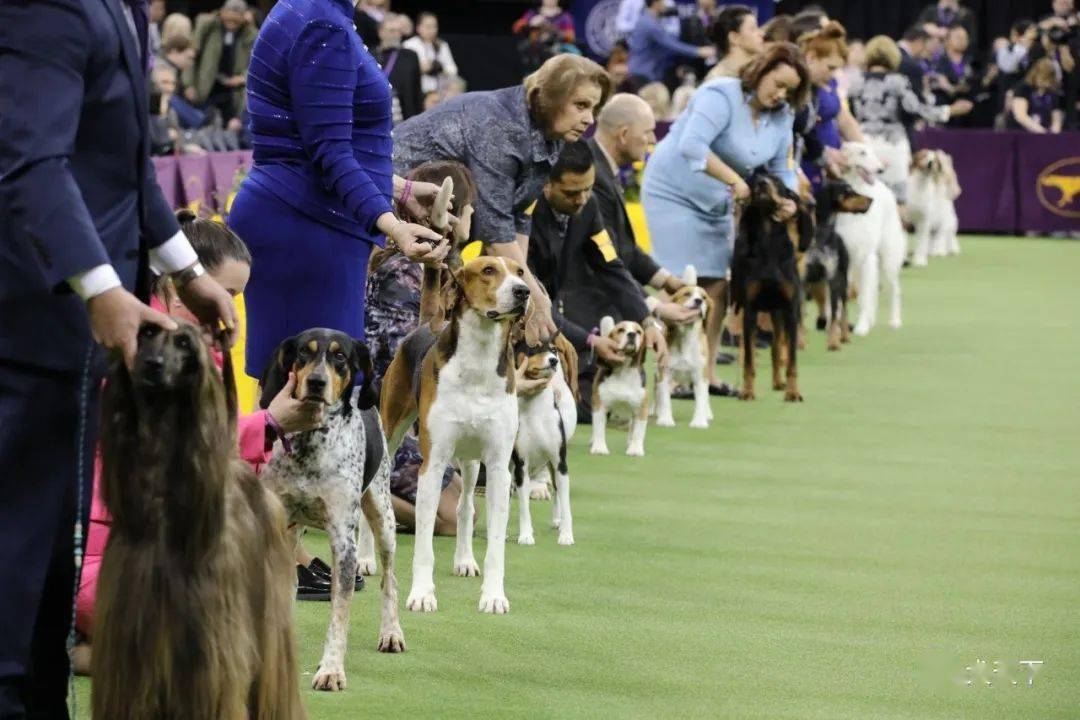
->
[259, 329, 404, 692]
[654, 265, 713, 429]
[380, 256, 531, 615]
[589, 316, 650, 457]
[511, 340, 578, 546]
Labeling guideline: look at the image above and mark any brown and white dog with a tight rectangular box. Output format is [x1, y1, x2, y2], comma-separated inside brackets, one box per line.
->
[512, 339, 578, 545]
[259, 329, 404, 692]
[908, 149, 961, 265]
[654, 265, 713, 429]
[381, 256, 531, 615]
[589, 316, 650, 457]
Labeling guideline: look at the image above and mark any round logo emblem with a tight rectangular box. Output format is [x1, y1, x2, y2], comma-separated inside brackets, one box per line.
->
[585, 0, 622, 58]
[1037, 157, 1080, 219]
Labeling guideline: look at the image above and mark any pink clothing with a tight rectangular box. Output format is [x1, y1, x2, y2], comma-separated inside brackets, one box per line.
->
[75, 314, 270, 637]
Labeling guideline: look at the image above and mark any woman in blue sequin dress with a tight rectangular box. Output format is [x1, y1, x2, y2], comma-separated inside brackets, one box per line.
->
[228, 0, 447, 379]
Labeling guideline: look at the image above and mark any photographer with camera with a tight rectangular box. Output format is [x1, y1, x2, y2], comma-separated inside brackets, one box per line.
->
[1036, 0, 1079, 127]
[628, 0, 715, 85]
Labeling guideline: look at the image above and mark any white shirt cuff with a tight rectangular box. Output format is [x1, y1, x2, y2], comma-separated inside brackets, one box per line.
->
[644, 295, 661, 312]
[148, 230, 199, 275]
[68, 264, 122, 301]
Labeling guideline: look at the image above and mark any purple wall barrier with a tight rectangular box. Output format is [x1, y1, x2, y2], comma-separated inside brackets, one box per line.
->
[152, 151, 253, 216]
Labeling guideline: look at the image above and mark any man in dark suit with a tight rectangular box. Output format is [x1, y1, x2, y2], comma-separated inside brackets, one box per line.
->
[899, 26, 932, 100]
[377, 14, 423, 122]
[0, 2, 236, 715]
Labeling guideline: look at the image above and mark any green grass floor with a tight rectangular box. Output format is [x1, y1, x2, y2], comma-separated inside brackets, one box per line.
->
[74, 236, 1080, 719]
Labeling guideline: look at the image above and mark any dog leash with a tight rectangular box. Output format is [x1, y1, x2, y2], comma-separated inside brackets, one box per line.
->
[66, 341, 95, 718]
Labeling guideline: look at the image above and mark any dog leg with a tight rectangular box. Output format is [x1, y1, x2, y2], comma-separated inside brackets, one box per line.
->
[516, 457, 535, 546]
[479, 451, 513, 614]
[655, 367, 675, 427]
[312, 516, 359, 691]
[782, 304, 803, 402]
[912, 221, 930, 266]
[689, 373, 710, 429]
[740, 306, 757, 400]
[770, 320, 785, 391]
[827, 284, 842, 351]
[589, 405, 610, 455]
[406, 445, 452, 612]
[361, 486, 405, 653]
[453, 460, 481, 577]
[883, 260, 903, 329]
[853, 256, 878, 336]
[626, 396, 648, 457]
[356, 515, 377, 576]
[554, 461, 574, 545]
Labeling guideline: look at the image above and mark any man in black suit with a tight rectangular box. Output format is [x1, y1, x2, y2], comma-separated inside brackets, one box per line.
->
[377, 14, 423, 122]
[899, 26, 932, 99]
[0, 2, 236, 715]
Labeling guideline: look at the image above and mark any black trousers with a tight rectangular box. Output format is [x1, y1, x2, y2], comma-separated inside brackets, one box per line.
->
[0, 357, 99, 720]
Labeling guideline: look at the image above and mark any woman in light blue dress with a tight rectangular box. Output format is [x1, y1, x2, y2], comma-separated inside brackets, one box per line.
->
[642, 43, 810, 392]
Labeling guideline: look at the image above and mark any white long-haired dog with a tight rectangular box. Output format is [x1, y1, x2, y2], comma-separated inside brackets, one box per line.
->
[834, 142, 906, 335]
[908, 149, 962, 265]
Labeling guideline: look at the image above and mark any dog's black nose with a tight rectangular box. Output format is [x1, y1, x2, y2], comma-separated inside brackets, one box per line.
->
[306, 376, 327, 393]
[692, 298, 703, 307]
[626, 332, 637, 341]
[548, 356, 558, 368]
[512, 285, 531, 302]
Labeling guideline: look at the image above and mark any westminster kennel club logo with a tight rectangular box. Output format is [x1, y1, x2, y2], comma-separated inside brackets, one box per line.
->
[1037, 157, 1080, 219]
[585, 0, 621, 57]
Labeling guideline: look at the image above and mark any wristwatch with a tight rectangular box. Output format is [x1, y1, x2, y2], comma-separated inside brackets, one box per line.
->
[170, 261, 206, 289]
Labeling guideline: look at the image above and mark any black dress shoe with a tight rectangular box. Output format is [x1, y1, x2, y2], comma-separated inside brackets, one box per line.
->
[708, 382, 740, 397]
[714, 351, 736, 365]
[815, 316, 827, 331]
[296, 563, 332, 601]
[309, 556, 365, 593]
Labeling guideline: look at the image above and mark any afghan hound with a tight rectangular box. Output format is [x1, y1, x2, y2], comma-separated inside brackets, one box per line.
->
[93, 321, 306, 719]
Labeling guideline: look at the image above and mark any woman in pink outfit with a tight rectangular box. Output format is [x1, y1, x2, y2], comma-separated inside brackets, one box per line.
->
[73, 212, 322, 670]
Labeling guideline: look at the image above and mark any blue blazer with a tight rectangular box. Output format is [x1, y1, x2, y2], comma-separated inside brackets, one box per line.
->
[0, 0, 180, 372]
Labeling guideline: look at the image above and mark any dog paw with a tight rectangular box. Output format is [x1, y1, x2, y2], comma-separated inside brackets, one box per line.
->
[889, 318, 902, 329]
[911, 257, 928, 267]
[783, 391, 804, 402]
[655, 415, 676, 427]
[557, 531, 575, 546]
[815, 316, 827, 331]
[853, 323, 871, 337]
[405, 589, 438, 613]
[312, 666, 347, 692]
[528, 482, 551, 501]
[689, 417, 709, 429]
[377, 625, 406, 653]
[356, 557, 377, 576]
[827, 341, 841, 351]
[625, 445, 645, 457]
[772, 380, 786, 391]
[739, 389, 755, 401]
[478, 594, 510, 614]
[589, 443, 610, 456]
[452, 558, 481, 577]
[517, 532, 535, 546]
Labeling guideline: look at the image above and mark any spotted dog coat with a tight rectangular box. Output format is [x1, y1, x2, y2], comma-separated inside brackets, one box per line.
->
[381, 256, 531, 616]
[589, 317, 650, 457]
[260, 329, 404, 693]
[654, 265, 714, 430]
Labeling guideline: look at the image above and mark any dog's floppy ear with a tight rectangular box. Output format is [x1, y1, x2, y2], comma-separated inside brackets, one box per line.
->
[431, 176, 453, 235]
[599, 315, 615, 337]
[259, 336, 298, 409]
[349, 338, 377, 411]
[633, 330, 647, 368]
[553, 333, 580, 402]
[682, 264, 697, 286]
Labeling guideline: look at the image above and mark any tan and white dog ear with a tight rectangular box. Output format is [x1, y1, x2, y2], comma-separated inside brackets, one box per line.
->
[599, 315, 615, 337]
[452, 204, 474, 245]
[682, 264, 697, 286]
[440, 270, 462, 318]
[431, 176, 453, 234]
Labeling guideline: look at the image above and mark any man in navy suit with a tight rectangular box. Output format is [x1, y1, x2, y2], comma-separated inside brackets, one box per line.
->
[0, 1, 237, 715]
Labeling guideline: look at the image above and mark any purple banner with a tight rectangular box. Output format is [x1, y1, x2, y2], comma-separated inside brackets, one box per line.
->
[152, 151, 253, 215]
[1018, 135, 1080, 234]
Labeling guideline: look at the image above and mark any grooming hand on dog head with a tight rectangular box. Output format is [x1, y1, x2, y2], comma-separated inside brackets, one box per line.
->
[381, 254, 531, 615]
[259, 328, 404, 691]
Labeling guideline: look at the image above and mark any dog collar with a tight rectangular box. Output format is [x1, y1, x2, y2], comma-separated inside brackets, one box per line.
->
[266, 411, 293, 454]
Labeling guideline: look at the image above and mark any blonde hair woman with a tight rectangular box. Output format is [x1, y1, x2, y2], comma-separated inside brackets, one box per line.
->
[1008, 58, 1065, 133]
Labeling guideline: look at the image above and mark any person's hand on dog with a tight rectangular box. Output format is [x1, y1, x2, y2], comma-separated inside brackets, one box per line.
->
[731, 177, 750, 203]
[591, 335, 625, 365]
[655, 301, 700, 325]
[514, 360, 550, 398]
[268, 371, 325, 434]
[88, 287, 177, 370]
[176, 272, 240, 347]
[824, 146, 848, 178]
[524, 290, 557, 346]
[772, 197, 798, 222]
[644, 324, 669, 372]
[390, 221, 451, 267]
